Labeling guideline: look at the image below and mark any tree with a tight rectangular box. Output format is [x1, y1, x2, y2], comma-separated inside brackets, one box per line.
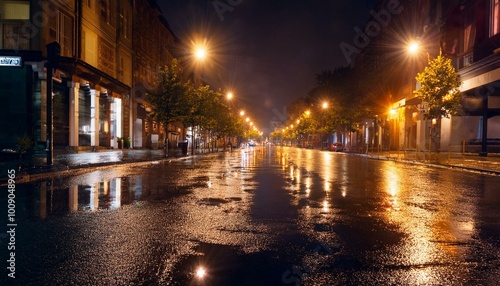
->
[145, 59, 190, 156]
[414, 51, 462, 119]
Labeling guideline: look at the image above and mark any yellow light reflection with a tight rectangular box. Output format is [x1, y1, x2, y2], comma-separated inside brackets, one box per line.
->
[324, 181, 330, 192]
[322, 200, 329, 212]
[305, 177, 311, 195]
[321, 151, 332, 192]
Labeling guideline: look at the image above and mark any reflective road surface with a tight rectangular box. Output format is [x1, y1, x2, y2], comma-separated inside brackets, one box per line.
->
[1, 146, 499, 285]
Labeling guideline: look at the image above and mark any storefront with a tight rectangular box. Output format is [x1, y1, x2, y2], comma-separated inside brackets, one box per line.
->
[0, 52, 42, 152]
[59, 58, 130, 151]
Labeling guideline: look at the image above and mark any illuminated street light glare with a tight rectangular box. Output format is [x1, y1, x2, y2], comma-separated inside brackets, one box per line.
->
[408, 41, 419, 54]
[305, 110, 311, 116]
[240, 110, 245, 116]
[322, 102, 328, 109]
[195, 47, 207, 60]
[227, 92, 233, 100]
[195, 267, 206, 279]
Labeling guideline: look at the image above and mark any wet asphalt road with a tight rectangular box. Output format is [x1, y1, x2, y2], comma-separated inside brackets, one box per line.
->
[1, 146, 500, 285]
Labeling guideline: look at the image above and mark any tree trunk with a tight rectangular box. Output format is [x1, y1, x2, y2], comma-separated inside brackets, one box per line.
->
[191, 124, 195, 155]
[164, 123, 169, 157]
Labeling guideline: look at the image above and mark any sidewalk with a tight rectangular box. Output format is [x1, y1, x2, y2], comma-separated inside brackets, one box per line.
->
[0, 147, 231, 183]
[362, 150, 500, 175]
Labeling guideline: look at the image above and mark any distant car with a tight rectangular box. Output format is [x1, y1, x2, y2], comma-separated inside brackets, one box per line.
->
[329, 142, 344, 152]
[248, 140, 256, 147]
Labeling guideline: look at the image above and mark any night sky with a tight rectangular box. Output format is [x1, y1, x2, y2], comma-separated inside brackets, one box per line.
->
[159, 0, 376, 134]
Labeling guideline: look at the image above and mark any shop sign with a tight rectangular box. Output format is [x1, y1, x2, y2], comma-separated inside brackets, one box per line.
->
[0, 56, 22, 67]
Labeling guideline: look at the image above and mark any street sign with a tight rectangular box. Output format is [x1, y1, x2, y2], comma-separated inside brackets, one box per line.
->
[0, 56, 22, 67]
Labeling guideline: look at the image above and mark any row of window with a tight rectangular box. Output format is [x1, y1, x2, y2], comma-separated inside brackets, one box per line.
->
[84, 0, 131, 40]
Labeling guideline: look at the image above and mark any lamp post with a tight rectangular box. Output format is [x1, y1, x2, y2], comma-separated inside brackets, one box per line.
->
[304, 110, 311, 147]
[321, 101, 328, 150]
[225, 92, 234, 150]
[408, 40, 436, 154]
[45, 42, 60, 166]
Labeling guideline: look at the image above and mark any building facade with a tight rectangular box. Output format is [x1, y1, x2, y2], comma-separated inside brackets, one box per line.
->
[0, 0, 182, 156]
[356, 0, 500, 155]
[0, 0, 44, 151]
[0, 0, 133, 153]
[131, 0, 183, 149]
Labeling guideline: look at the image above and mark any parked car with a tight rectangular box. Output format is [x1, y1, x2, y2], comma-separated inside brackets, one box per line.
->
[248, 140, 256, 147]
[329, 142, 344, 152]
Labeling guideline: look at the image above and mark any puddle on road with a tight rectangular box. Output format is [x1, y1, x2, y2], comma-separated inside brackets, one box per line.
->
[8, 148, 265, 220]
[9, 174, 203, 220]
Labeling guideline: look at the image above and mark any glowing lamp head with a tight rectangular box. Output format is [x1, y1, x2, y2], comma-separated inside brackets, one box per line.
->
[408, 42, 419, 54]
[195, 47, 207, 60]
[195, 267, 206, 279]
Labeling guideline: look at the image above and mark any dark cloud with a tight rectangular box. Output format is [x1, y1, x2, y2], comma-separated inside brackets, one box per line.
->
[159, 0, 375, 133]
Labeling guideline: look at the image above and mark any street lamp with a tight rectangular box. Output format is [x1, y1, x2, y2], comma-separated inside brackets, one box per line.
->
[408, 41, 419, 54]
[194, 46, 207, 60]
[189, 43, 210, 154]
[226, 92, 233, 100]
[320, 101, 329, 149]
